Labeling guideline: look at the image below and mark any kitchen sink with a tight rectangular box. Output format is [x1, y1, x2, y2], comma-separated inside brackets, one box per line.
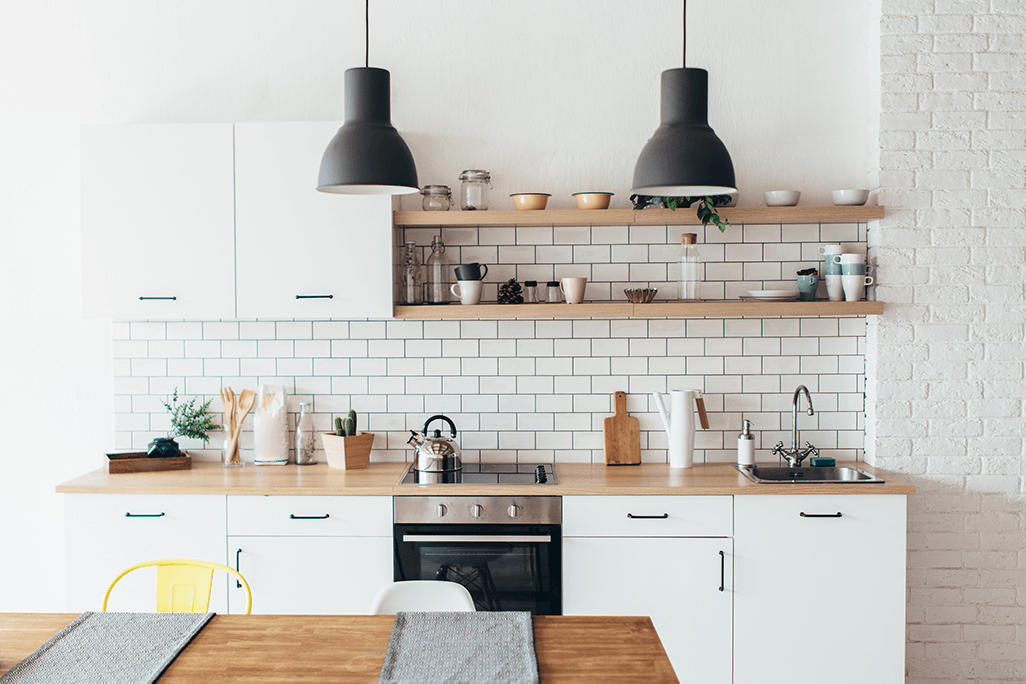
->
[736, 464, 884, 484]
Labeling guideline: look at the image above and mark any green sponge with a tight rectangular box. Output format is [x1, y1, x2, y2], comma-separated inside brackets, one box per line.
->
[810, 456, 836, 467]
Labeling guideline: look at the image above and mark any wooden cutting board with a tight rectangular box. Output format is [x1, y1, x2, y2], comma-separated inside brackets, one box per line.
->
[604, 391, 641, 465]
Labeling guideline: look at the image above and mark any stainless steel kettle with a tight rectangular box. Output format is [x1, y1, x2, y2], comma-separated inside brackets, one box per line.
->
[408, 415, 462, 473]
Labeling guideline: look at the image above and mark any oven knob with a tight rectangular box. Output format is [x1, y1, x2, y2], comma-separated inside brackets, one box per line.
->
[436, 504, 447, 518]
[471, 504, 483, 518]
[508, 504, 520, 518]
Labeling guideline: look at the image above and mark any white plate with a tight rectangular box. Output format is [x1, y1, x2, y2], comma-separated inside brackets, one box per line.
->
[747, 290, 800, 299]
[739, 295, 800, 302]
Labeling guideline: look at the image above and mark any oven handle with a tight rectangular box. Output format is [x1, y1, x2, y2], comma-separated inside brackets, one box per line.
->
[402, 534, 552, 543]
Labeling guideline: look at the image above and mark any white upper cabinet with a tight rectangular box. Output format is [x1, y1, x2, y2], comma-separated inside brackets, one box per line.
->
[234, 122, 394, 319]
[81, 124, 236, 320]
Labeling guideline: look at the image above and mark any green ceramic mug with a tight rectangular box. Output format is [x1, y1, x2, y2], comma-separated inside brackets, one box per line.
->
[797, 274, 819, 301]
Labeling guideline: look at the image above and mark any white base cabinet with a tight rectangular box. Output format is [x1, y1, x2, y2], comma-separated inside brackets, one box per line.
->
[733, 495, 907, 684]
[65, 494, 228, 613]
[226, 495, 393, 615]
[562, 496, 733, 683]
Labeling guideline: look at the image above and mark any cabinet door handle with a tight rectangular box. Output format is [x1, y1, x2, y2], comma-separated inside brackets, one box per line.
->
[290, 513, 330, 520]
[799, 512, 842, 518]
[138, 296, 177, 301]
[125, 512, 165, 517]
[719, 550, 725, 592]
[295, 294, 334, 299]
[235, 548, 242, 588]
[626, 513, 668, 519]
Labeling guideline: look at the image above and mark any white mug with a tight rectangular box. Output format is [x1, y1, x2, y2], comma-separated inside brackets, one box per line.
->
[842, 274, 874, 302]
[832, 253, 866, 264]
[825, 274, 844, 302]
[818, 244, 843, 256]
[450, 280, 483, 305]
[559, 277, 587, 304]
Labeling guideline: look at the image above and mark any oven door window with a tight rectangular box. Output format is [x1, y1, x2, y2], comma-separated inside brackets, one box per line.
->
[394, 523, 561, 615]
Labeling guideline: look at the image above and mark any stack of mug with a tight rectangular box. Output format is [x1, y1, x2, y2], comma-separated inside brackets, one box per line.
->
[450, 263, 488, 305]
[818, 245, 874, 301]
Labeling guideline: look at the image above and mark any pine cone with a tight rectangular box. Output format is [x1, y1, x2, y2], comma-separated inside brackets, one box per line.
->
[497, 278, 524, 305]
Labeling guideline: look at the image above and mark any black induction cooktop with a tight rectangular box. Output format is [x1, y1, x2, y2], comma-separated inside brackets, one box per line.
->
[399, 462, 557, 485]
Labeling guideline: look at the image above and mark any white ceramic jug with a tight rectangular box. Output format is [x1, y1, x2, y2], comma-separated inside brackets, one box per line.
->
[652, 389, 702, 469]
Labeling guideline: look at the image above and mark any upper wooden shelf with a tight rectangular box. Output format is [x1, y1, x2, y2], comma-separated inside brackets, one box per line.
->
[393, 206, 885, 228]
[393, 300, 884, 320]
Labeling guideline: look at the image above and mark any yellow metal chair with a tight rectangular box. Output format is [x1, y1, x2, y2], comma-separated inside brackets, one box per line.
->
[102, 558, 252, 614]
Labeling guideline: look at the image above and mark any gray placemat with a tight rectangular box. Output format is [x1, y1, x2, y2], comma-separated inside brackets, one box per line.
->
[378, 611, 539, 684]
[0, 611, 214, 684]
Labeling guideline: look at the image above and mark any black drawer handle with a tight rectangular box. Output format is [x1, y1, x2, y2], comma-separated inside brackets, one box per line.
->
[800, 512, 842, 518]
[718, 550, 725, 592]
[290, 513, 330, 520]
[125, 512, 165, 517]
[235, 548, 243, 588]
[295, 294, 334, 299]
[138, 296, 176, 301]
[627, 513, 669, 519]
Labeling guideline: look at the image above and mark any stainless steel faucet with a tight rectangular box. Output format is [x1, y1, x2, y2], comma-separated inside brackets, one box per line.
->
[772, 385, 819, 467]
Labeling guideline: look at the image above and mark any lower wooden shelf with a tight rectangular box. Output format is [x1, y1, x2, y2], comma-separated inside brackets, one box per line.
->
[393, 300, 884, 320]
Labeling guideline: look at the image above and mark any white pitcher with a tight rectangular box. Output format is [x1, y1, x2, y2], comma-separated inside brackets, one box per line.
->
[652, 389, 702, 469]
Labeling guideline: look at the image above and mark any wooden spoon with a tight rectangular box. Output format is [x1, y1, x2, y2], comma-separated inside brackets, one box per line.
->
[220, 387, 236, 439]
[227, 389, 256, 462]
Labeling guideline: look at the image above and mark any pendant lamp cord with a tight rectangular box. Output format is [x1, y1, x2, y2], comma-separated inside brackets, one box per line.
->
[682, 0, 686, 67]
[365, 0, 369, 67]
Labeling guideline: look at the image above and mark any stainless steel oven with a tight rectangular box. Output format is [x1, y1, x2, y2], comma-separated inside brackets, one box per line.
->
[393, 495, 562, 615]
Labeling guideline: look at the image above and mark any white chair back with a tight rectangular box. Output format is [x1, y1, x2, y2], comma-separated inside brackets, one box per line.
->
[370, 580, 476, 614]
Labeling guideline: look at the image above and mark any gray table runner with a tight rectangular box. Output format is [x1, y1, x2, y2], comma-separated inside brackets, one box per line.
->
[0, 611, 214, 684]
[379, 611, 540, 684]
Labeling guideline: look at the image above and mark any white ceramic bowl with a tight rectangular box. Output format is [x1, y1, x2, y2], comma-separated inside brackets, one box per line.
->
[830, 189, 869, 206]
[764, 190, 800, 207]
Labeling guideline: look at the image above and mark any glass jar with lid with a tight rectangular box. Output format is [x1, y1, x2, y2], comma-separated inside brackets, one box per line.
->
[421, 185, 453, 211]
[458, 170, 492, 211]
[423, 236, 451, 304]
[545, 281, 561, 303]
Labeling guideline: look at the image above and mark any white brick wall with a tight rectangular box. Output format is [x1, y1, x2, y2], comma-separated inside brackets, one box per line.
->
[872, 1, 1026, 681]
[114, 221, 873, 468]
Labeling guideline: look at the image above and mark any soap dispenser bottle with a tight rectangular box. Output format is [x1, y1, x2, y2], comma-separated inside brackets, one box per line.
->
[737, 419, 755, 466]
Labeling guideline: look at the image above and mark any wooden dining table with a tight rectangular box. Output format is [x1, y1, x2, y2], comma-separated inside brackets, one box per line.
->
[0, 612, 677, 682]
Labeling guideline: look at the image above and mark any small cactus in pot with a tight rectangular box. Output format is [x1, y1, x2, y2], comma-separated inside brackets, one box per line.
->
[323, 408, 373, 470]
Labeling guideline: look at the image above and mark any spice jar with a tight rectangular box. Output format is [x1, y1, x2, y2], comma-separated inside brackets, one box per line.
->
[421, 185, 453, 211]
[459, 170, 492, 211]
[545, 281, 561, 303]
[523, 281, 538, 304]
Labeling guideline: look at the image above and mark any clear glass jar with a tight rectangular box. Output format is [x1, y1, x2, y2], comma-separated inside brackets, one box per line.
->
[295, 402, 317, 465]
[400, 241, 423, 305]
[421, 185, 453, 211]
[678, 233, 702, 301]
[523, 280, 538, 304]
[424, 236, 451, 305]
[459, 170, 492, 211]
[546, 280, 561, 303]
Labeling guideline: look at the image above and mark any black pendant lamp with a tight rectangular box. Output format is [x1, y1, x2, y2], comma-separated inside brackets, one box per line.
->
[317, 0, 418, 195]
[631, 1, 735, 197]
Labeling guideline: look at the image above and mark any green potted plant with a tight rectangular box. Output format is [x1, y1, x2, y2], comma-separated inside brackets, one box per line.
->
[149, 389, 220, 458]
[630, 194, 733, 232]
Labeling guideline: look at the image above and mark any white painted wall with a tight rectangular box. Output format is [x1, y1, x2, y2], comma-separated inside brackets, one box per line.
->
[0, 0, 872, 611]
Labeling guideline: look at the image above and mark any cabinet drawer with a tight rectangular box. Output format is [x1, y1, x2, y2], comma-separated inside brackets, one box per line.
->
[563, 496, 731, 537]
[228, 496, 391, 536]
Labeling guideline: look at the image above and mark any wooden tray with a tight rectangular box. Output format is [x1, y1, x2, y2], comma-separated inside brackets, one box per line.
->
[106, 451, 192, 474]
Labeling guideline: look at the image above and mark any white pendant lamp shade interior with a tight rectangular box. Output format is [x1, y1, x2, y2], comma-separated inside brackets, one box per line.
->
[631, 2, 736, 198]
[317, 2, 418, 195]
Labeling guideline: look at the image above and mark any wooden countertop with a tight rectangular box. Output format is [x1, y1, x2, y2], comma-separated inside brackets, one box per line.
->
[57, 461, 914, 496]
[0, 613, 678, 682]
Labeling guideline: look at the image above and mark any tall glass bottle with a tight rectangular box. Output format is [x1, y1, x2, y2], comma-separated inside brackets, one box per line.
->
[424, 236, 451, 304]
[400, 241, 423, 305]
[678, 233, 702, 301]
[295, 402, 316, 465]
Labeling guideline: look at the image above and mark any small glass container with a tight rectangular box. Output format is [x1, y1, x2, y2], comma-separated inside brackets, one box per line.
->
[523, 280, 538, 304]
[678, 233, 702, 301]
[459, 170, 492, 211]
[546, 280, 561, 303]
[295, 402, 317, 465]
[222, 432, 243, 468]
[421, 185, 453, 211]
[400, 241, 423, 305]
[424, 236, 451, 305]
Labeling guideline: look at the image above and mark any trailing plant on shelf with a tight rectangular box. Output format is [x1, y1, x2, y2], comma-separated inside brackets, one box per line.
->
[149, 388, 220, 458]
[630, 194, 733, 233]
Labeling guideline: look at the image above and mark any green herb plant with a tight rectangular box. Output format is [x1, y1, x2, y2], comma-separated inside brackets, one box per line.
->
[162, 388, 220, 443]
[630, 194, 733, 232]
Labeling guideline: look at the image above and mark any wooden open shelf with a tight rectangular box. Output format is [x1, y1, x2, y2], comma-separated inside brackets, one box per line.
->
[393, 300, 884, 320]
[394, 206, 885, 228]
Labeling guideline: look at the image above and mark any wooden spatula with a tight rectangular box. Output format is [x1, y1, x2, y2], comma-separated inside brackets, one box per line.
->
[604, 391, 641, 465]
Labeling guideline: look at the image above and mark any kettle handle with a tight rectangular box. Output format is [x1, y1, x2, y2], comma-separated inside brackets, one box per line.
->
[423, 414, 457, 437]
